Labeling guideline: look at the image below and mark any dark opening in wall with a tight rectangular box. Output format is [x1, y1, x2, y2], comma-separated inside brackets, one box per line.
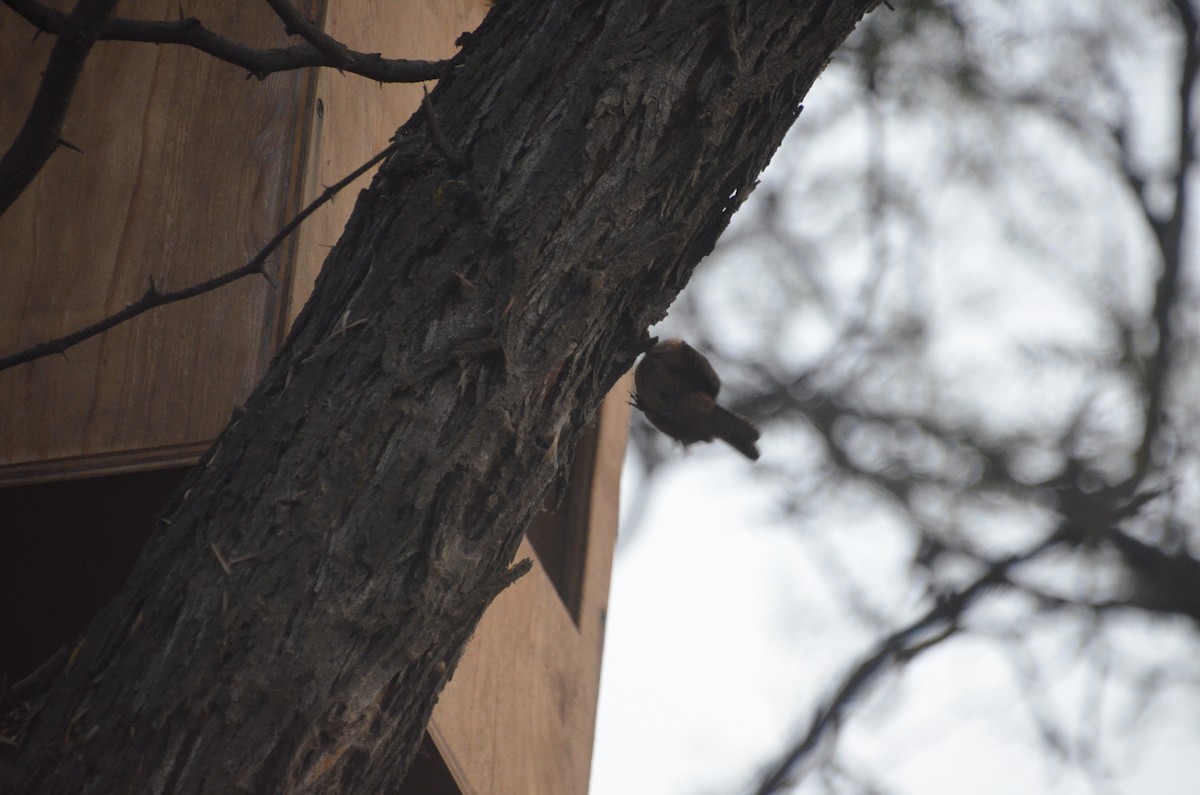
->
[0, 422, 603, 674]
[0, 467, 188, 681]
[1, 468, 469, 792]
[396, 733, 463, 794]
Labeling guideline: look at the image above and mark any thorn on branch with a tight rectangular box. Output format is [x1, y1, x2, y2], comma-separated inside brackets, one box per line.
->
[210, 541, 232, 576]
[451, 270, 476, 292]
[0, 0, 119, 216]
[265, 0, 354, 70]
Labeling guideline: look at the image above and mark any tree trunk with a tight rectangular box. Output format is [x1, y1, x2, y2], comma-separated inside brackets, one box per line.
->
[4, 0, 878, 791]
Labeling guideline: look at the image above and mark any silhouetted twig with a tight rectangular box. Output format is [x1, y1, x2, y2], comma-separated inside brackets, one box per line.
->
[2, 0, 448, 82]
[753, 536, 1057, 795]
[0, 0, 117, 216]
[264, 0, 353, 68]
[0, 142, 399, 371]
[1134, 0, 1199, 481]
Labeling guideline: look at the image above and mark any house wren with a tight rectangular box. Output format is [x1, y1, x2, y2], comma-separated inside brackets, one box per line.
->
[633, 339, 761, 460]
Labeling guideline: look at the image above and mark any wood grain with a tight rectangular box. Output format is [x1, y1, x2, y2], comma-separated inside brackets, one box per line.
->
[3, 2, 624, 792]
[0, 1, 310, 481]
[431, 376, 630, 795]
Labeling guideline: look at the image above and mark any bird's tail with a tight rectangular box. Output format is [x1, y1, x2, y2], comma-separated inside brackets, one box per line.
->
[709, 406, 761, 460]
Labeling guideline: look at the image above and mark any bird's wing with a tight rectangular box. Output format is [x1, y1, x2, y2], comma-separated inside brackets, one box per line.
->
[680, 342, 721, 397]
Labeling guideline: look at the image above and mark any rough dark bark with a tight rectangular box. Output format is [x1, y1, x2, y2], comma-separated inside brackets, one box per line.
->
[3, 0, 879, 791]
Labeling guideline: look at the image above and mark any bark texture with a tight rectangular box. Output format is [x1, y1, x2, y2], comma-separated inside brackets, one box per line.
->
[4, 0, 879, 791]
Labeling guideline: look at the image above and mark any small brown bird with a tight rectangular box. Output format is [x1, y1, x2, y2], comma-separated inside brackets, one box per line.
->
[633, 339, 761, 460]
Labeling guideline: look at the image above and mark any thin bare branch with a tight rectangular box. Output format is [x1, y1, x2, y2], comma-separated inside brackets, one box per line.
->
[264, 0, 350, 68]
[752, 536, 1058, 795]
[1106, 525, 1200, 623]
[4, 0, 61, 29]
[0, 142, 398, 371]
[2, 0, 448, 83]
[730, 371, 1032, 502]
[1135, 0, 1199, 480]
[0, 0, 118, 216]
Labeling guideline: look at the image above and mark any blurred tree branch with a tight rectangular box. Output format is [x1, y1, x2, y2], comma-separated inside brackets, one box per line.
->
[627, 1, 1200, 790]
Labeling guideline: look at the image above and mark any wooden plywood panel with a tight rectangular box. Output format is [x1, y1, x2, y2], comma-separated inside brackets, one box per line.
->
[0, 2, 313, 482]
[285, 0, 489, 328]
[4, 0, 628, 787]
[0, 0, 489, 482]
[431, 379, 631, 795]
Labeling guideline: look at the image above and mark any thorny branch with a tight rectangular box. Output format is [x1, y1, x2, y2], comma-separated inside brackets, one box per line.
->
[0, 142, 399, 371]
[2, 0, 448, 82]
[0, 0, 118, 216]
[262, 0, 355, 69]
[0, 0, 446, 218]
